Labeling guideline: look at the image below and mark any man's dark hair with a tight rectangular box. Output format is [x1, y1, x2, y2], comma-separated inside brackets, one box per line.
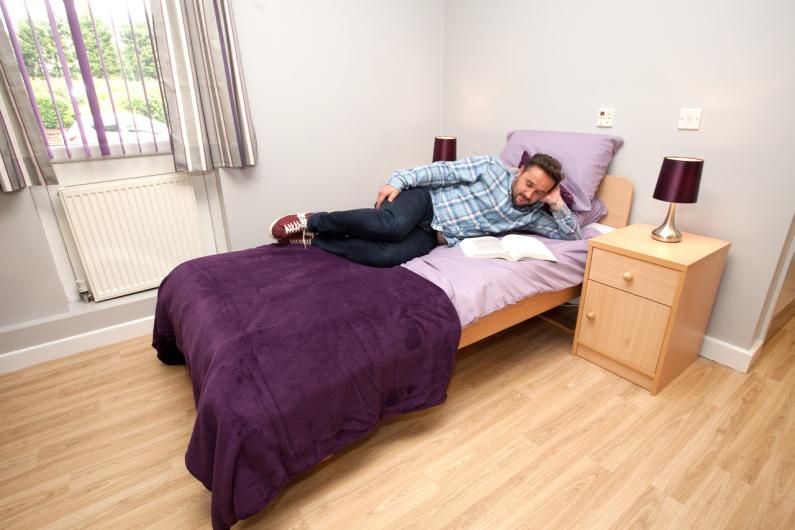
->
[521, 153, 565, 186]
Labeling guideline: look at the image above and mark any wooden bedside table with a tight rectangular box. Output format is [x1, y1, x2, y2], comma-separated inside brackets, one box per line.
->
[572, 223, 730, 395]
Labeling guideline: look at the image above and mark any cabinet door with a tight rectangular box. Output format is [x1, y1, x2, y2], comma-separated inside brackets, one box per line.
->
[578, 281, 671, 373]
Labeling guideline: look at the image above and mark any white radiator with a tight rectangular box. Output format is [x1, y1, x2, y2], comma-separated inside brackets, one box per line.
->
[59, 173, 205, 301]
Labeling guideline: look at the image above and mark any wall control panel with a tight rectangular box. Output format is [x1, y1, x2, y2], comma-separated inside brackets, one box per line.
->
[596, 108, 615, 127]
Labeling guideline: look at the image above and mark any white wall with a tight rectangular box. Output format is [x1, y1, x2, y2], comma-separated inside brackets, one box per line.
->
[0, 190, 68, 327]
[220, 0, 446, 250]
[443, 0, 795, 352]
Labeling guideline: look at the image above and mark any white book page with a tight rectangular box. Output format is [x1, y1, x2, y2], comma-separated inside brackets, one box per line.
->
[500, 234, 557, 262]
[460, 237, 510, 260]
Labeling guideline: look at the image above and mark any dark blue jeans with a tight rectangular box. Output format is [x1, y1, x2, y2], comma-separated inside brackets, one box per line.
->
[308, 188, 436, 267]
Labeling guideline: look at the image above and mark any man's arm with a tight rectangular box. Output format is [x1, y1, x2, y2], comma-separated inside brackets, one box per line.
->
[375, 155, 498, 208]
[531, 186, 582, 240]
[387, 155, 497, 192]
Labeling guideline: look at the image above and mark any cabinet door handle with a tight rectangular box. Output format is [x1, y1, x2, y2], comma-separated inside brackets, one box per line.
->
[623, 271, 634, 281]
[586, 311, 596, 320]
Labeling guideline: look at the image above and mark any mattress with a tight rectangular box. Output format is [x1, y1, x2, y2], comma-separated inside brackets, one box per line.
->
[402, 224, 610, 327]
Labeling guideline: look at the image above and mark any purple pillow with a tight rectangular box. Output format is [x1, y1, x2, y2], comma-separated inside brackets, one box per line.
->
[501, 130, 623, 211]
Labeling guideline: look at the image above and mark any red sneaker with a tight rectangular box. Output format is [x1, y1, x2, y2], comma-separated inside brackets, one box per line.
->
[269, 212, 313, 240]
[275, 232, 315, 248]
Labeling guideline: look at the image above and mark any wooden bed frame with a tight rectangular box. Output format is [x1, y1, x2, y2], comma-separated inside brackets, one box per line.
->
[458, 175, 634, 348]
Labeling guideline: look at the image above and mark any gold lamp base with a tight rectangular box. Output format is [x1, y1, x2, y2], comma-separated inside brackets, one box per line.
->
[651, 202, 682, 243]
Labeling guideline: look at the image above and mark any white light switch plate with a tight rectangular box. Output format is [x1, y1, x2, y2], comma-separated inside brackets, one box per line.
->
[678, 108, 702, 130]
[596, 108, 615, 127]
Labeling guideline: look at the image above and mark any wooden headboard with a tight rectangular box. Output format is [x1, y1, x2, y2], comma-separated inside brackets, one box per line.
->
[595, 175, 633, 228]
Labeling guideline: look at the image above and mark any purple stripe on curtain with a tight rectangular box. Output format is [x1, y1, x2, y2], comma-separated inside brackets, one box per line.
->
[24, 1, 71, 158]
[143, 0, 168, 144]
[0, 0, 53, 159]
[87, 0, 125, 154]
[63, 0, 109, 156]
[44, 0, 90, 157]
[212, 0, 244, 164]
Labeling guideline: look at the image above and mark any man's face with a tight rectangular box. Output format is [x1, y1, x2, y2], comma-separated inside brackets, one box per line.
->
[511, 165, 556, 207]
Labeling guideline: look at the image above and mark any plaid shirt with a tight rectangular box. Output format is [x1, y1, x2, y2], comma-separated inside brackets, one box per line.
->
[387, 155, 581, 246]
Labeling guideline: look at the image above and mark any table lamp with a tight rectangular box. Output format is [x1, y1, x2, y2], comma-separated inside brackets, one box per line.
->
[433, 136, 457, 162]
[651, 156, 703, 243]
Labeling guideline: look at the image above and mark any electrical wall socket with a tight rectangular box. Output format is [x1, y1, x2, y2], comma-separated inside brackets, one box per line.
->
[678, 108, 702, 130]
[596, 108, 614, 127]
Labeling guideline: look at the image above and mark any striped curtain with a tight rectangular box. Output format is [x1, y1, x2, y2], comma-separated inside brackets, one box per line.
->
[150, 0, 256, 172]
[0, 24, 56, 192]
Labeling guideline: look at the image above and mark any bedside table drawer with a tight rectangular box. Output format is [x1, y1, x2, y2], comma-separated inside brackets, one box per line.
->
[589, 248, 679, 305]
[578, 281, 670, 373]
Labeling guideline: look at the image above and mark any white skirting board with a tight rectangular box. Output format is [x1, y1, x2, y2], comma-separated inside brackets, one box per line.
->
[699, 335, 762, 373]
[0, 316, 154, 374]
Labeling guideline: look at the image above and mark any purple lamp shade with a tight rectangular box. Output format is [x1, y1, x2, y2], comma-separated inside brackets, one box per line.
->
[653, 156, 704, 203]
[433, 136, 457, 162]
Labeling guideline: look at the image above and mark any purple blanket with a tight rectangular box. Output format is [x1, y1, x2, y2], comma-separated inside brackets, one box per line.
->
[153, 245, 461, 529]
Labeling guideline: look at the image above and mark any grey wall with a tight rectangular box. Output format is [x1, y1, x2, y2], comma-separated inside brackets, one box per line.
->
[0, 189, 68, 327]
[443, 0, 795, 350]
[220, 0, 446, 251]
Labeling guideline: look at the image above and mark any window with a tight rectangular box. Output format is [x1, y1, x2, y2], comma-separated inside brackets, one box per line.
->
[2, 0, 170, 162]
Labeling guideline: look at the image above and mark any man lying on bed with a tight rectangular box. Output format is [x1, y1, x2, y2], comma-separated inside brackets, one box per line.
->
[269, 153, 581, 267]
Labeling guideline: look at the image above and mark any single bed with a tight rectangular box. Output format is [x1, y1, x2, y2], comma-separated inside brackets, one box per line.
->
[153, 131, 632, 529]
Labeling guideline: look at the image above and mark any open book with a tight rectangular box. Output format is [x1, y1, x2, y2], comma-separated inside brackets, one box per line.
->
[460, 234, 557, 262]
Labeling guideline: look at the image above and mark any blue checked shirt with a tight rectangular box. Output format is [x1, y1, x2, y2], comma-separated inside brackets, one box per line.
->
[387, 155, 581, 246]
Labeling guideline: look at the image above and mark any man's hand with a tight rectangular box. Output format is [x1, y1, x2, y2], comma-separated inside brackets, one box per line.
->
[375, 184, 400, 209]
[539, 185, 565, 212]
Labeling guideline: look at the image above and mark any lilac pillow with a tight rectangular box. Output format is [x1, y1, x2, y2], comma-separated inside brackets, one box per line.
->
[501, 130, 623, 211]
[574, 196, 608, 227]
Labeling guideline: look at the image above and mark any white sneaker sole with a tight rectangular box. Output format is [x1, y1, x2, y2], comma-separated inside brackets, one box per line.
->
[268, 218, 280, 240]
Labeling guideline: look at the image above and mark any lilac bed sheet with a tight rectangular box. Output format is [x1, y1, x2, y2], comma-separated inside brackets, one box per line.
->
[153, 245, 461, 529]
[402, 226, 604, 327]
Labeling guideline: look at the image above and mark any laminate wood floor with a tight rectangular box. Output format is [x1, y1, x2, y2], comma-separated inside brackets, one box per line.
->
[1, 315, 793, 529]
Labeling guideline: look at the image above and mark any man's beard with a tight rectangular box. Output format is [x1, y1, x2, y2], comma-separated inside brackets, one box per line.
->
[512, 193, 529, 207]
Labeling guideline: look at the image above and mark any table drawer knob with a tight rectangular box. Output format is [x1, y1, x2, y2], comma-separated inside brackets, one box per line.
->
[623, 271, 634, 281]
[586, 311, 596, 320]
